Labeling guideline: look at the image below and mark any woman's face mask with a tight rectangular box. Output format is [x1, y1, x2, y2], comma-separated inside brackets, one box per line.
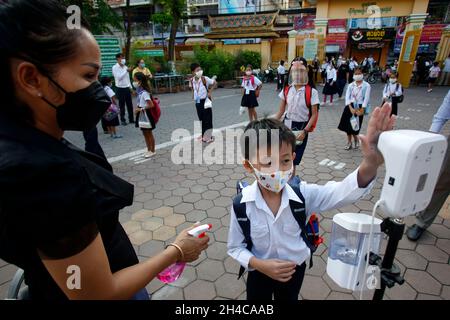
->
[40, 76, 111, 132]
[195, 70, 203, 78]
[139, 62, 145, 68]
[389, 78, 397, 83]
[354, 74, 364, 82]
[245, 70, 252, 76]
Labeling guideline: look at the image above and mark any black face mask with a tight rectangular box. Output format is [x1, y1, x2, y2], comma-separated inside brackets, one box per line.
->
[41, 77, 111, 131]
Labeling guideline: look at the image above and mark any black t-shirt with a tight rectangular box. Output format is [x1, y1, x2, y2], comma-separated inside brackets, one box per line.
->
[0, 115, 137, 300]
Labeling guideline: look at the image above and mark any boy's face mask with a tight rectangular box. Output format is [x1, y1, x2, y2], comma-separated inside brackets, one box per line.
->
[249, 162, 293, 193]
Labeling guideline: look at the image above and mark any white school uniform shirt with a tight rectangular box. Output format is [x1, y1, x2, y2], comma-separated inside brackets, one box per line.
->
[278, 85, 320, 122]
[241, 76, 262, 92]
[383, 82, 403, 99]
[326, 68, 337, 81]
[430, 90, 450, 133]
[138, 90, 151, 109]
[277, 65, 286, 75]
[429, 66, 441, 78]
[104, 86, 116, 99]
[345, 81, 371, 109]
[112, 63, 131, 88]
[349, 60, 358, 70]
[189, 76, 215, 101]
[227, 169, 375, 270]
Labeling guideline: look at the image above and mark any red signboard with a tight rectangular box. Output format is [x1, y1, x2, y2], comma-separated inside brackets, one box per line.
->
[326, 33, 348, 44]
[420, 24, 447, 43]
[328, 19, 347, 28]
[294, 15, 316, 30]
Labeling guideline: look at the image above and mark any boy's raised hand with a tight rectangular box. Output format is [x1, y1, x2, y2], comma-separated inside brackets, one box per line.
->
[357, 102, 396, 188]
[251, 258, 297, 282]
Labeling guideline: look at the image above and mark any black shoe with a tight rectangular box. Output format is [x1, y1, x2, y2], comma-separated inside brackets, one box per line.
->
[121, 121, 128, 126]
[129, 120, 135, 124]
[406, 224, 426, 241]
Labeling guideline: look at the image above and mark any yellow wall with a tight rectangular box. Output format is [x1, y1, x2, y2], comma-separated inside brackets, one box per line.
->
[220, 44, 261, 56]
[272, 38, 288, 64]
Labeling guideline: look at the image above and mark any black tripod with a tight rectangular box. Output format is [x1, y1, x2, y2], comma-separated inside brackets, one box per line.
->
[368, 217, 406, 300]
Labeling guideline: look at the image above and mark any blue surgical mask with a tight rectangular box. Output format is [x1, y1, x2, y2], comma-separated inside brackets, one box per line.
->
[139, 63, 145, 68]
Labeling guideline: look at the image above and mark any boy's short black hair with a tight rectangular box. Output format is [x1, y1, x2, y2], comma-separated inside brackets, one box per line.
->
[241, 118, 296, 161]
[191, 63, 200, 72]
[115, 53, 123, 59]
[280, 60, 285, 65]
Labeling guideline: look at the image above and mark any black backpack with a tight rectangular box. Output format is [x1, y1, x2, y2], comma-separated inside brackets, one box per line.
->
[232, 180, 323, 279]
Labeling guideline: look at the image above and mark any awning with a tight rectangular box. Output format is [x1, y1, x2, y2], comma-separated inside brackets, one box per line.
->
[185, 37, 215, 45]
[206, 30, 279, 39]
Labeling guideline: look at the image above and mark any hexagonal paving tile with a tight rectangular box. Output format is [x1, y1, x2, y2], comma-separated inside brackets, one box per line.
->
[416, 293, 442, 300]
[427, 224, 450, 239]
[174, 203, 194, 214]
[436, 238, 450, 255]
[185, 210, 208, 223]
[143, 199, 163, 210]
[171, 265, 197, 288]
[427, 262, 450, 285]
[441, 285, 450, 299]
[213, 227, 229, 243]
[152, 285, 184, 300]
[138, 240, 165, 258]
[416, 231, 437, 245]
[206, 242, 228, 261]
[220, 188, 236, 197]
[416, 244, 449, 263]
[152, 206, 173, 218]
[207, 182, 226, 191]
[122, 220, 142, 235]
[164, 196, 183, 207]
[131, 209, 154, 222]
[394, 249, 428, 270]
[128, 230, 153, 246]
[142, 220, 163, 231]
[172, 187, 190, 196]
[154, 190, 172, 200]
[300, 275, 331, 300]
[305, 256, 326, 277]
[134, 193, 154, 203]
[183, 193, 202, 203]
[207, 207, 228, 219]
[190, 185, 208, 194]
[213, 197, 231, 208]
[184, 279, 216, 300]
[405, 269, 442, 295]
[202, 190, 220, 200]
[194, 200, 214, 211]
[326, 292, 355, 300]
[385, 281, 417, 300]
[164, 214, 186, 227]
[215, 273, 246, 299]
[197, 177, 214, 186]
[197, 259, 225, 282]
[224, 256, 240, 275]
[153, 226, 176, 241]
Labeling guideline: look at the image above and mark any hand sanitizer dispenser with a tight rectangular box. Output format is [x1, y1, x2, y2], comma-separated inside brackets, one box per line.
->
[327, 213, 382, 291]
[377, 130, 447, 218]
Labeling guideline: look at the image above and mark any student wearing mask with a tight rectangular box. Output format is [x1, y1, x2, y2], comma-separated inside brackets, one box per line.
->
[189, 63, 217, 143]
[241, 64, 263, 122]
[275, 62, 320, 175]
[322, 62, 337, 105]
[428, 61, 441, 93]
[338, 68, 371, 150]
[277, 60, 286, 91]
[382, 72, 403, 116]
[132, 58, 153, 80]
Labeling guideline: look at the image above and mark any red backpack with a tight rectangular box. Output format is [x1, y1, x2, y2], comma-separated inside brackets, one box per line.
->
[283, 84, 318, 132]
[150, 95, 161, 124]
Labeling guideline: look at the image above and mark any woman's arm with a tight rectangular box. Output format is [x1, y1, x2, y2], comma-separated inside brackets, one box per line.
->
[40, 226, 209, 300]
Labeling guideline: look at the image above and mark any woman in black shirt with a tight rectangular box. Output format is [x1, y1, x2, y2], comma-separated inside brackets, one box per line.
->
[0, 0, 208, 300]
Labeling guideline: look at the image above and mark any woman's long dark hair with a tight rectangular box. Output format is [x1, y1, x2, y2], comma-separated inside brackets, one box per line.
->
[0, 0, 90, 122]
[134, 72, 152, 94]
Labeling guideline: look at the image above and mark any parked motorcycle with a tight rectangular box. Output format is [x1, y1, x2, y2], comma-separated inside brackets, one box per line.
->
[262, 65, 275, 83]
[366, 66, 382, 84]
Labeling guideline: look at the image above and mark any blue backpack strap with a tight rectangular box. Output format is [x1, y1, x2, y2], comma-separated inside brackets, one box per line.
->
[232, 192, 251, 279]
[288, 183, 315, 269]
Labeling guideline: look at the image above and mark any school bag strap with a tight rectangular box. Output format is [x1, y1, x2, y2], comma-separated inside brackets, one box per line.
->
[232, 193, 252, 279]
[288, 184, 315, 269]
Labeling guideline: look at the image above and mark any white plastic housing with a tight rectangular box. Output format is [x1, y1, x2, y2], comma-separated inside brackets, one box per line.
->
[327, 213, 382, 291]
[378, 130, 447, 218]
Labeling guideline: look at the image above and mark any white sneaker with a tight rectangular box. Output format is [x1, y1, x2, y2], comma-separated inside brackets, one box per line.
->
[427, 89, 433, 93]
[144, 151, 155, 158]
[329, 102, 334, 106]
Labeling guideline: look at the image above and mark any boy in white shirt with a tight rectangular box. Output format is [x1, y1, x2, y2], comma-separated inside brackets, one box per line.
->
[241, 64, 263, 122]
[277, 60, 286, 91]
[227, 104, 396, 300]
[382, 72, 403, 116]
[189, 63, 216, 143]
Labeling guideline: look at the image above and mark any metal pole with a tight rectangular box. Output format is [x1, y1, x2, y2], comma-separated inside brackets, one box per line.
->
[373, 218, 405, 300]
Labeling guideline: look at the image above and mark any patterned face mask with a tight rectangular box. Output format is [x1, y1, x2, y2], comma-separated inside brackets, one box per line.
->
[249, 162, 293, 193]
